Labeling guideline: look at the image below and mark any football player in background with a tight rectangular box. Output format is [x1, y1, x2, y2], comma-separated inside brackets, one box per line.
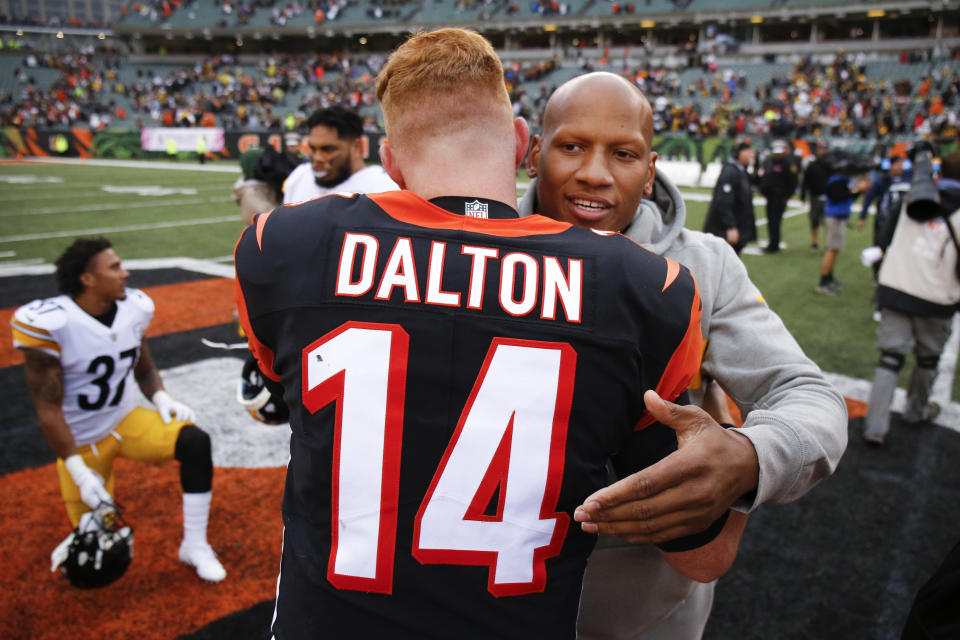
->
[520, 72, 847, 639]
[235, 28, 745, 639]
[12, 237, 227, 583]
[281, 104, 398, 204]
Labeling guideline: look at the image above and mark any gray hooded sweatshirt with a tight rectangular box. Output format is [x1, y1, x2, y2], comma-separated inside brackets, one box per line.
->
[518, 170, 848, 637]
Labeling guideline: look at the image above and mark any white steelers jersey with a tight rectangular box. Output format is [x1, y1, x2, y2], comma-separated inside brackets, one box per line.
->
[11, 289, 154, 446]
[282, 163, 399, 205]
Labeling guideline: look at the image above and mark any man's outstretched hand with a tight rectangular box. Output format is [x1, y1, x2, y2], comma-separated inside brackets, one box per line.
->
[574, 387, 759, 544]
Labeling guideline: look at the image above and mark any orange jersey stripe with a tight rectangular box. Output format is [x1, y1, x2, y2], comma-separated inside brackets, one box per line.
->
[662, 258, 681, 293]
[255, 209, 273, 251]
[369, 191, 574, 238]
[233, 225, 281, 382]
[636, 278, 704, 430]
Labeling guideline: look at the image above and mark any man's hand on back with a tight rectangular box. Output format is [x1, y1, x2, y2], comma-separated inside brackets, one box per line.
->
[574, 388, 759, 544]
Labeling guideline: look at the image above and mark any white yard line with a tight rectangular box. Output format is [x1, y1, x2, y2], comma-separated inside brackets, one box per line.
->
[3, 251, 957, 426]
[0, 255, 235, 278]
[15, 156, 241, 173]
[825, 315, 960, 435]
[0, 197, 228, 217]
[0, 184, 228, 201]
[6, 170, 957, 423]
[930, 314, 960, 416]
[0, 214, 237, 243]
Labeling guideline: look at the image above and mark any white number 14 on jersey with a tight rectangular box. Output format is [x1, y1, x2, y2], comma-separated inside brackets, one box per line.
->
[302, 322, 575, 597]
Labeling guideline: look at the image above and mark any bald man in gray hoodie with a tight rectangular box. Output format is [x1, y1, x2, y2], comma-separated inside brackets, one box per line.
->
[520, 72, 848, 639]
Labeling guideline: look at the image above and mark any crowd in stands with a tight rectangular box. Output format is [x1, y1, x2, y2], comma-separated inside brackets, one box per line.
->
[2, 44, 958, 147]
[124, 0, 381, 26]
[602, 50, 960, 142]
[1, 46, 128, 129]
[0, 49, 380, 130]
[363, 0, 412, 20]
[0, 12, 108, 29]
[126, 0, 182, 24]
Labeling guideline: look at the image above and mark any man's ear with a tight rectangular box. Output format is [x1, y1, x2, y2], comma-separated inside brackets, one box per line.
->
[525, 134, 542, 179]
[351, 136, 366, 167]
[644, 151, 658, 196]
[514, 117, 531, 172]
[380, 139, 406, 189]
[79, 271, 94, 290]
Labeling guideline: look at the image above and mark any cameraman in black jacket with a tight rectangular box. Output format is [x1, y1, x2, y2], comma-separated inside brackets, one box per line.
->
[705, 139, 756, 255]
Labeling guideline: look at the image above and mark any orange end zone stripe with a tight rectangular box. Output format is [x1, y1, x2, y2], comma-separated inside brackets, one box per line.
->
[846, 397, 867, 419]
[0, 277, 236, 368]
[0, 459, 284, 639]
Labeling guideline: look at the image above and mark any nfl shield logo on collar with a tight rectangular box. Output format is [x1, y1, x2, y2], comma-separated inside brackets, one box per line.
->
[465, 200, 488, 219]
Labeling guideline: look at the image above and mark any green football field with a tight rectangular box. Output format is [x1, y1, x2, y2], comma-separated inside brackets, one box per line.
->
[1, 159, 956, 401]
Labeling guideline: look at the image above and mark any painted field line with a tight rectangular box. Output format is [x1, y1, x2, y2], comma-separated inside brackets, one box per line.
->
[19, 157, 242, 173]
[930, 314, 960, 414]
[0, 256, 236, 278]
[0, 197, 228, 217]
[2, 251, 956, 429]
[0, 179, 229, 189]
[825, 311, 960, 436]
[0, 215, 238, 243]
[0, 184, 229, 201]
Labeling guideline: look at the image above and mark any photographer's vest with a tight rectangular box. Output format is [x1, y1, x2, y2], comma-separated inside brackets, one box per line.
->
[878, 204, 960, 316]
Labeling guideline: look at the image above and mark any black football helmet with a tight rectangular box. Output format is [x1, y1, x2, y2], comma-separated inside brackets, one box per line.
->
[237, 354, 289, 425]
[51, 503, 134, 589]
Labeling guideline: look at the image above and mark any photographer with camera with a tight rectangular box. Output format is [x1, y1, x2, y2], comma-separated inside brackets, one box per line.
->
[862, 146, 960, 445]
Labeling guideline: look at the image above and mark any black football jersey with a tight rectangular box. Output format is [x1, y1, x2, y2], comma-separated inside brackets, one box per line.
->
[234, 190, 704, 640]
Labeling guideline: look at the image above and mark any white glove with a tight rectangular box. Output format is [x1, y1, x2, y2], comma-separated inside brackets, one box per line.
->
[50, 531, 76, 572]
[861, 246, 884, 267]
[152, 390, 196, 424]
[64, 454, 113, 510]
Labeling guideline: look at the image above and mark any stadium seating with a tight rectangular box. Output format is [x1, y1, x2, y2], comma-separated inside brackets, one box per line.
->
[2, 49, 955, 134]
[579, 0, 680, 16]
[0, 65, 60, 95]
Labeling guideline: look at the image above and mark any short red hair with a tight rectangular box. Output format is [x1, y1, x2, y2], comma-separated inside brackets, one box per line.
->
[375, 28, 512, 147]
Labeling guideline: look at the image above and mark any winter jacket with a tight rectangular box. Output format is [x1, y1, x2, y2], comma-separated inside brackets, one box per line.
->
[704, 160, 756, 244]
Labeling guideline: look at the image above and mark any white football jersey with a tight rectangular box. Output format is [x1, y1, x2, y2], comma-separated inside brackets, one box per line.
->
[11, 289, 154, 446]
[282, 163, 399, 205]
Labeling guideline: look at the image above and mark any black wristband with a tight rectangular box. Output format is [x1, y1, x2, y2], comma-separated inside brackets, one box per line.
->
[657, 509, 731, 553]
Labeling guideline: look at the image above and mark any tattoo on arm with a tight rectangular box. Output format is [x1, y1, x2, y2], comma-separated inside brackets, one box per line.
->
[134, 339, 163, 398]
[24, 348, 64, 406]
[22, 348, 76, 459]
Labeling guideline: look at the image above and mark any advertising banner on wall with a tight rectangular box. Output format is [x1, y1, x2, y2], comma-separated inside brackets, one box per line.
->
[2, 128, 948, 168]
[227, 130, 382, 161]
[140, 127, 225, 152]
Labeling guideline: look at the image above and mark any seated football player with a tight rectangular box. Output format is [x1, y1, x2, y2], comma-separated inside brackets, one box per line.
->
[12, 237, 227, 583]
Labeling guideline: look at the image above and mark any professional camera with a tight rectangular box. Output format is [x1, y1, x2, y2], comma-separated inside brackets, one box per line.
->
[819, 148, 878, 176]
[905, 140, 940, 221]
